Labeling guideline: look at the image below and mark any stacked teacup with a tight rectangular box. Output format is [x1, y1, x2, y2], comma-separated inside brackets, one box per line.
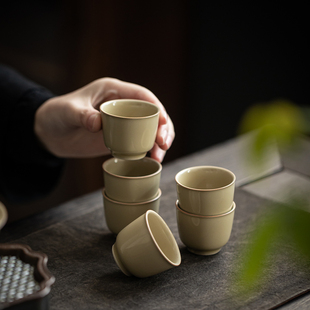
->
[175, 166, 236, 255]
[102, 157, 162, 234]
[100, 99, 162, 235]
[100, 99, 181, 278]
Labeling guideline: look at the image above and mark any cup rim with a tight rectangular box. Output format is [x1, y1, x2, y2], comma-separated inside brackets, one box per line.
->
[102, 188, 162, 205]
[145, 210, 181, 267]
[102, 157, 162, 179]
[100, 99, 160, 120]
[176, 200, 236, 218]
[175, 166, 236, 192]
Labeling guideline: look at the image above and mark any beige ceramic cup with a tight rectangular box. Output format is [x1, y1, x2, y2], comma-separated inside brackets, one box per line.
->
[112, 210, 181, 278]
[176, 200, 235, 255]
[0, 201, 8, 230]
[103, 157, 162, 203]
[103, 189, 161, 234]
[175, 166, 236, 216]
[100, 99, 159, 160]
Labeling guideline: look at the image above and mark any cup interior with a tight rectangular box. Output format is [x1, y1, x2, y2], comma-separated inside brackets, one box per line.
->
[103, 157, 161, 178]
[176, 166, 235, 190]
[100, 100, 159, 118]
[146, 211, 181, 266]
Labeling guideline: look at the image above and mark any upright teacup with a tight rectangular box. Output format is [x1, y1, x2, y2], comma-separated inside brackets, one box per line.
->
[100, 99, 159, 160]
[103, 157, 162, 203]
[112, 210, 181, 278]
[102, 188, 161, 235]
[176, 200, 236, 255]
[175, 166, 236, 216]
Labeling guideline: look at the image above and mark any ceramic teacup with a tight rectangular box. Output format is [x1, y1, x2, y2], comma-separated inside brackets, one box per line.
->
[102, 189, 161, 235]
[103, 157, 162, 203]
[176, 200, 235, 255]
[175, 166, 236, 216]
[0, 201, 8, 230]
[112, 210, 181, 278]
[100, 99, 159, 160]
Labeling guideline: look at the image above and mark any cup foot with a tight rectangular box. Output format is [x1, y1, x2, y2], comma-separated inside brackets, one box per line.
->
[112, 244, 131, 276]
[111, 151, 147, 160]
[187, 247, 221, 256]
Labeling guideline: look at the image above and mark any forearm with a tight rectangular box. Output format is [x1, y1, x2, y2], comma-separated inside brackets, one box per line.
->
[0, 64, 65, 203]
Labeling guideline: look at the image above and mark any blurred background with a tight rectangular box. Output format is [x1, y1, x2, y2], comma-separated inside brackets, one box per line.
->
[0, 1, 308, 220]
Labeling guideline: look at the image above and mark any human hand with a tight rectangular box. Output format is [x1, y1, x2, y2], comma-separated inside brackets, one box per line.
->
[34, 78, 175, 162]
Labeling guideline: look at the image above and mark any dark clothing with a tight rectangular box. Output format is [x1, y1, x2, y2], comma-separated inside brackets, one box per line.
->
[0, 64, 64, 203]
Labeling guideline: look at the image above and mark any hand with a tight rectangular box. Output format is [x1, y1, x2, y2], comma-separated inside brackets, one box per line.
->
[34, 77, 175, 162]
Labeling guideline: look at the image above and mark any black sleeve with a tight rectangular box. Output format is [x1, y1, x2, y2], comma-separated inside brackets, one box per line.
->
[0, 64, 65, 203]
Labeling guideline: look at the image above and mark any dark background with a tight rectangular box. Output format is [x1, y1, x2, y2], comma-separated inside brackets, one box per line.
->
[1, 1, 308, 219]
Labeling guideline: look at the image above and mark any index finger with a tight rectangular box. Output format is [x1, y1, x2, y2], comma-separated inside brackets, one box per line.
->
[97, 78, 168, 126]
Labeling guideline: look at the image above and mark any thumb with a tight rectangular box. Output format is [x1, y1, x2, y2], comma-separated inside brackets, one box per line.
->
[80, 110, 102, 133]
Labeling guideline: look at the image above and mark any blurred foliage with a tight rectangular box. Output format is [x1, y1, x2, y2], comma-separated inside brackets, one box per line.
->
[239, 99, 307, 165]
[233, 198, 310, 299]
[233, 99, 310, 299]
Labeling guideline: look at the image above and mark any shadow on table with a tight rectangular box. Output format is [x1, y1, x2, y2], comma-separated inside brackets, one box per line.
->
[91, 245, 219, 299]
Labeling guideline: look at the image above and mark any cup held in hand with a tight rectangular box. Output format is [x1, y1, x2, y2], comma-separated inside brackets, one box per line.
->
[100, 99, 159, 160]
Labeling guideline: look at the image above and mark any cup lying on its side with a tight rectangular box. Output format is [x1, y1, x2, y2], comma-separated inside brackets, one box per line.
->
[102, 189, 161, 235]
[175, 166, 236, 216]
[176, 200, 236, 255]
[100, 99, 160, 160]
[112, 210, 181, 278]
[103, 157, 162, 203]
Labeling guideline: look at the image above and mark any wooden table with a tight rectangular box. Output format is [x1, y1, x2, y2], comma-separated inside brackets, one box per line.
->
[1, 132, 310, 309]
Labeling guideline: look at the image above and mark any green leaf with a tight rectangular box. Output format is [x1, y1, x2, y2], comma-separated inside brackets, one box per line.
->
[232, 206, 282, 297]
[233, 200, 310, 299]
[239, 99, 306, 161]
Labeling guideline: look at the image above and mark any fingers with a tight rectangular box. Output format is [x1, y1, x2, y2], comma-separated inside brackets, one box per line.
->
[155, 115, 175, 150]
[98, 78, 175, 160]
[157, 126, 168, 147]
[151, 116, 175, 162]
[69, 77, 175, 160]
[150, 143, 166, 163]
[92, 78, 168, 126]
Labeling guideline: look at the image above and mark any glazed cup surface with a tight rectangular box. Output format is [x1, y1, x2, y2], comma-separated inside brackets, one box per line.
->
[103, 189, 161, 235]
[112, 210, 181, 278]
[176, 200, 235, 255]
[103, 157, 162, 203]
[175, 166, 236, 216]
[0, 201, 8, 230]
[100, 99, 159, 160]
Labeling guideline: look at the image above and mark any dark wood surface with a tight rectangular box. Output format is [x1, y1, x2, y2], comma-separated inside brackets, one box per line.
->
[1, 132, 310, 309]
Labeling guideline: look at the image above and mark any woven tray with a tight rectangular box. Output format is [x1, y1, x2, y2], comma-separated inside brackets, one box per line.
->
[0, 243, 55, 310]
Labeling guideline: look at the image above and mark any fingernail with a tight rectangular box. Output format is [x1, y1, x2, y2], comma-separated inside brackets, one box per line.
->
[157, 151, 165, 163]
[163, 110, 168, 123]
[165, 134, 173, 148]
[160, 130, 168, 146]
